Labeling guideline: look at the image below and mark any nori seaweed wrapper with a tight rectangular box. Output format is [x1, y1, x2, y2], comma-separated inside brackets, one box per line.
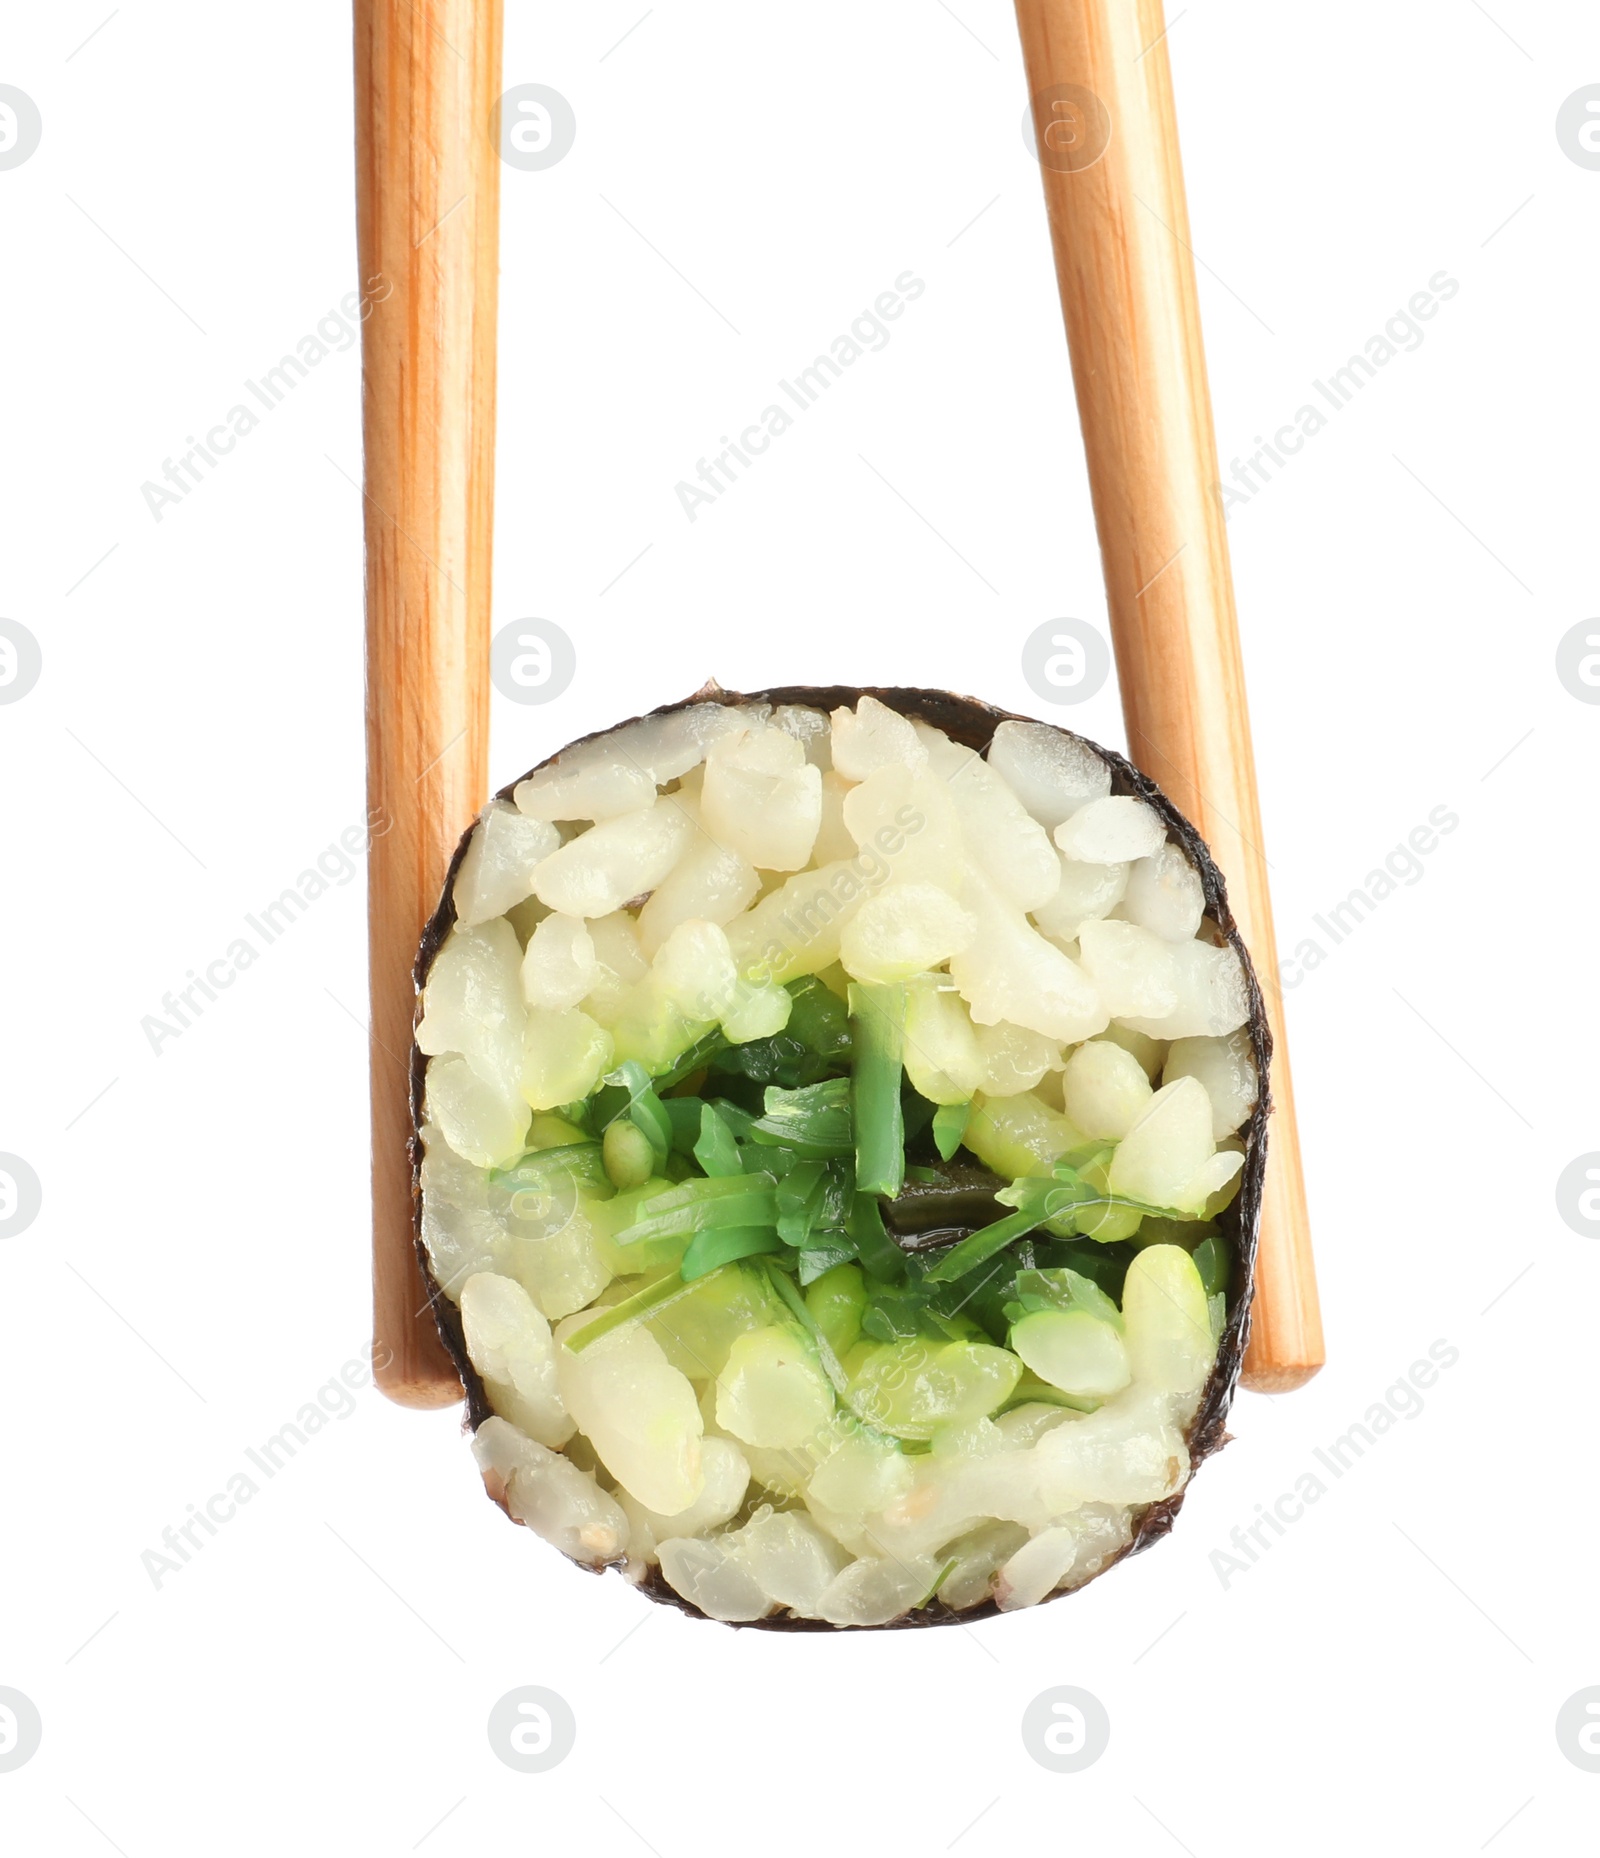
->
[411, 683, 1270, 1630]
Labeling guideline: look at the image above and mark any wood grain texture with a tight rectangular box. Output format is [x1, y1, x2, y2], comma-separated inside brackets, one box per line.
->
[1012, 0, 1324, 1390]
[355, 0, 502, 1406]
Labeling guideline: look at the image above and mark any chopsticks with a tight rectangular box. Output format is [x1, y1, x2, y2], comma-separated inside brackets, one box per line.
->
[357, 0, 1323, 1402]
[1012, 0, 1324, 1389]
[357, 0, 502, 1404]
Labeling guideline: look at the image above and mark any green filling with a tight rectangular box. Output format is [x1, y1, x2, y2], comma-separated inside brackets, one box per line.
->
[532, 975, 1230, 1436]
[931, 1100, 971, 1161]
[848, 981, 907, 1198]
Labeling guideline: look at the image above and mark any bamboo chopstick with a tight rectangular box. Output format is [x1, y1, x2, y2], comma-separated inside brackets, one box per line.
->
[1012, 0, 1324, 1390]
[357, 0, 502, 1406]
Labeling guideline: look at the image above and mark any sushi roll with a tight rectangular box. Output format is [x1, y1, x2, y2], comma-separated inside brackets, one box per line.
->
[411, 684, 1268, 1628]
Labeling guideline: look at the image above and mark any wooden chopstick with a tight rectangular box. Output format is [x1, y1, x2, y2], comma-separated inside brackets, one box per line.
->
[1011, 0, 1325, 1390]
[357, 0, 502, 1405]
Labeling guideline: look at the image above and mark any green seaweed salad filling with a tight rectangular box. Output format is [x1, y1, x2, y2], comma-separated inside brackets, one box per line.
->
[500, 974, 1231, 1421]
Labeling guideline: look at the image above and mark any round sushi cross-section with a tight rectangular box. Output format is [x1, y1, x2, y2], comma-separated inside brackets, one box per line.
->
[411, 685, 1269, 1629]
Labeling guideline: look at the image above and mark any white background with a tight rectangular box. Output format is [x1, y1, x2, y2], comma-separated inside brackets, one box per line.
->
[3, 1, 1598, 1851]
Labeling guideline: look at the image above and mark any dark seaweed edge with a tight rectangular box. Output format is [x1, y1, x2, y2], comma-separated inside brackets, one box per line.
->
[409, 681, 1269, 1633]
